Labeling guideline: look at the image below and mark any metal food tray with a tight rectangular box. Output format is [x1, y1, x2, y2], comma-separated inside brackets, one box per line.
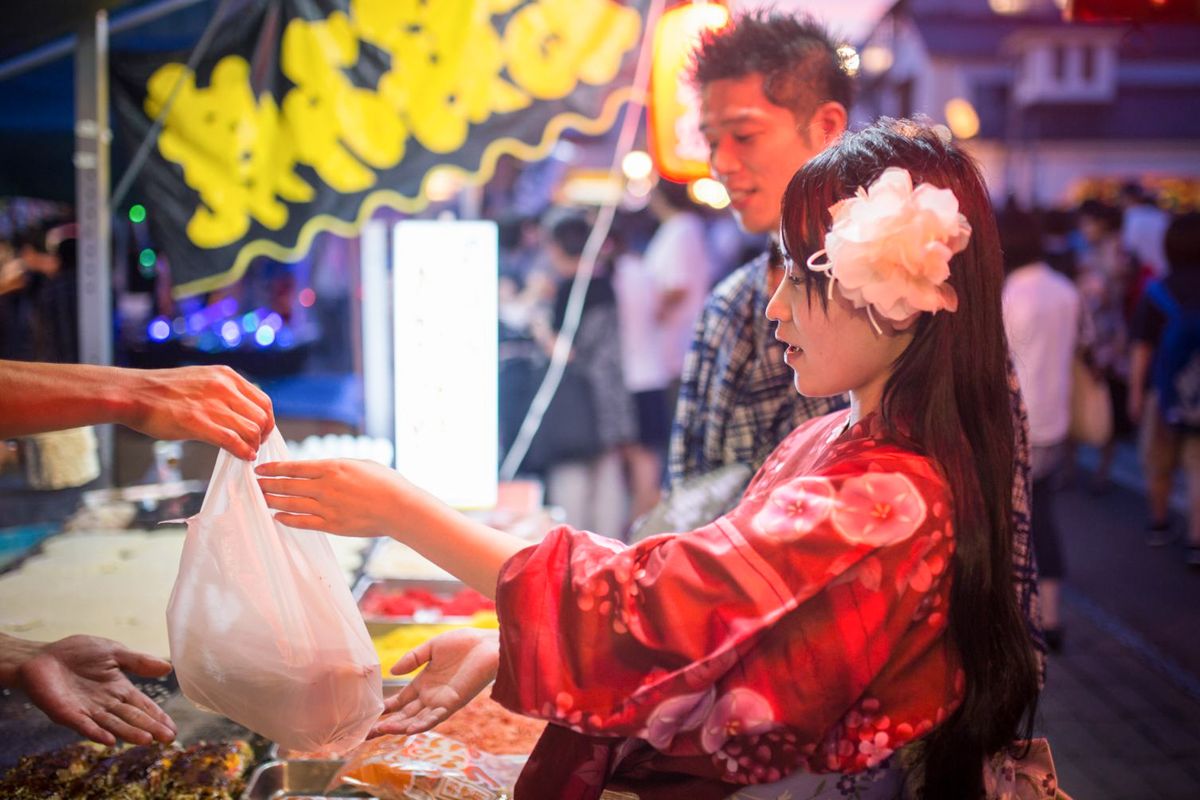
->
[362, 537, 461, 582]
[81, 479, 207, 508]
[354, 576, 482, 626]
[240, 759, 375, 800]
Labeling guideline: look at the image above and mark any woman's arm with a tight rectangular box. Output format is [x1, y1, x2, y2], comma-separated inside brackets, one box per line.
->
[256, 458, 528, 598]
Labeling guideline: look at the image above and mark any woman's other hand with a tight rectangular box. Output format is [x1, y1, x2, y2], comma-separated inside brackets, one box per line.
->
[371, 628, 500, 737]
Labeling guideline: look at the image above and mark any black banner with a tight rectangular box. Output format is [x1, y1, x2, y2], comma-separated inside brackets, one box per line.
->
[112, 0, 647, 296]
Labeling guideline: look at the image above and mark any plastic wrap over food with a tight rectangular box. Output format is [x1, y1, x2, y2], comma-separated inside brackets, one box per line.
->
[167, 429, 383, 755]
[331, 732, 526, 800]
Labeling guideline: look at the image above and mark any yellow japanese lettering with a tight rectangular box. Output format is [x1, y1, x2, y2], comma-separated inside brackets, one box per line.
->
[146, 57, 313, 249]
[503, 0, 640, 100]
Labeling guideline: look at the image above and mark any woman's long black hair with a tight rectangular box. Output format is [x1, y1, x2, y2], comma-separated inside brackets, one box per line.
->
[779, 119, 1039, 798]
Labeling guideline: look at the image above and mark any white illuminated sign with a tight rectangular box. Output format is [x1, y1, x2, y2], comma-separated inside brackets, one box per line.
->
[392, 220, 498, 509]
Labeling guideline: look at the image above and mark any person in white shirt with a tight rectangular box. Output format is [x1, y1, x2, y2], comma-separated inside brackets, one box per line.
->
[1120, 181, 1171, 280]
[610, 234, 673, 521]
[1000, 212, 1082, 652]
[644, 179, 713, 405]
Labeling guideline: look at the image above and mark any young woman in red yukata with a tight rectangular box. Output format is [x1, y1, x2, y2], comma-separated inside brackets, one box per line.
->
[258, 119, 1066, 800]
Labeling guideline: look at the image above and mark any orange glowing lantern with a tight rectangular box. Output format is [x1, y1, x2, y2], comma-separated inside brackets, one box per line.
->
[649, 1, 730, 183]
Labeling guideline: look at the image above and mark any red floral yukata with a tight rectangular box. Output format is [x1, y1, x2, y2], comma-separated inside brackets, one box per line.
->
[492, 409, 965, 799]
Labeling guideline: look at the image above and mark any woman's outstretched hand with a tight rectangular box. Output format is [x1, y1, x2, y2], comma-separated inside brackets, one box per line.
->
[371, 628, 500, 737]
[256, 458, 413, 537]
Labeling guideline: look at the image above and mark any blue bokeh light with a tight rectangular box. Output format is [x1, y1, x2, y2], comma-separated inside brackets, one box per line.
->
[148, 318, 171, 342]
[220, 320, 242, 347]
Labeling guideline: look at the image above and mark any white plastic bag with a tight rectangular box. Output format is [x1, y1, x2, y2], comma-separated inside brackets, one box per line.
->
[167, 430, 383, 755]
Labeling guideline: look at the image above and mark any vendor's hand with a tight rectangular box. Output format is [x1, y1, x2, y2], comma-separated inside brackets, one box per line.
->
[118, 365, 274, 461]
[18, 635, 176, 746]
[371, 628, 500, 737]
[257, 458, 412, 537]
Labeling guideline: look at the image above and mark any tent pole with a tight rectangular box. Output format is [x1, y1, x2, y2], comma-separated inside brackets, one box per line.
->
[75, 9, 114, 485]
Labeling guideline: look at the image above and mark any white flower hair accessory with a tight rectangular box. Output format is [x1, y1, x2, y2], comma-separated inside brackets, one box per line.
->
[802, 166, 972, 334]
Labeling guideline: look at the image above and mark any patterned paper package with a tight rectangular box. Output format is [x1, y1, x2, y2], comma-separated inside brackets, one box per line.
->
[331, 732, 525, 800]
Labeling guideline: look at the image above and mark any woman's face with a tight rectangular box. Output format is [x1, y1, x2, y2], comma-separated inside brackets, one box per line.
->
[765, 273, 914, 405]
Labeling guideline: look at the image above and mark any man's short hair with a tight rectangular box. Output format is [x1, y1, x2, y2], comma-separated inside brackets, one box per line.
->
[690, 10, 853, 121]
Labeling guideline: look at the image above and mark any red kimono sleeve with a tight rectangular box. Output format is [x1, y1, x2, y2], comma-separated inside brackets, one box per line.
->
[492, 448, 958, 764]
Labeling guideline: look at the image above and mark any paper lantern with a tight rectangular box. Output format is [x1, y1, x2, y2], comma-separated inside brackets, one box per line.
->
[649, 1, 730, 182]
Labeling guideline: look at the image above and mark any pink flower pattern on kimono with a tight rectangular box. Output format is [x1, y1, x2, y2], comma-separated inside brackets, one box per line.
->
[983, 738, 1069, 799]
[493, 410, 964, 797]
[701, 688, 776, 757]
[832, 472, 927, 547]
[641, 688, 715, 750]
[752, 477, 836, 539]
[540, 691, 584, 729]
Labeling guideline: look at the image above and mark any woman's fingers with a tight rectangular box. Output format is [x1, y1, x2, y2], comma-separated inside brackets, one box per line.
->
[372, 705, 447, 736]
[270, 512, 328, 531]
[256, 460, 328, 479]
[390, 641, 433, 676]
[385, 680, 420, 711]
[257, 477, 322, 499]
[262, 494, 324, 516]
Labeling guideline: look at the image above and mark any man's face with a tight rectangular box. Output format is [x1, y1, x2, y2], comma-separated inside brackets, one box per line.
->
[700, 74, 824, 236]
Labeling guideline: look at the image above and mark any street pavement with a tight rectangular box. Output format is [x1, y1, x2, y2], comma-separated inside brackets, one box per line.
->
[1036, 443, 1200, 798]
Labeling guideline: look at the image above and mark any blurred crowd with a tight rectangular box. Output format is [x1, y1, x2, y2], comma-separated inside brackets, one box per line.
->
[495, 178, 1200, 586]
[0, 216, 78, 365]
[496, 182, 755, 539]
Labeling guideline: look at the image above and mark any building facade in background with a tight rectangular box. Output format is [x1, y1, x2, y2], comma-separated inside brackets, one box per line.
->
[855, 0, 1200, 208]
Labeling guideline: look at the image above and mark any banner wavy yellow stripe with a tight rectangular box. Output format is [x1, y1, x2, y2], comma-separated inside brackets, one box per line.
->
[172, 85, 641, 298]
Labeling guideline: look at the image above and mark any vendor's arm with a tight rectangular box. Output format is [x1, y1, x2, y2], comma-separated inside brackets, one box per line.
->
[255, 458, 527, 598]
[0, 633, 176, 746]
[0, 361, 274, 460]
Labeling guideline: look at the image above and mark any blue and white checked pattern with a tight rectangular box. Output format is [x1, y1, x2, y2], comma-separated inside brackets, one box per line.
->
[669, 253, 843, 485]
